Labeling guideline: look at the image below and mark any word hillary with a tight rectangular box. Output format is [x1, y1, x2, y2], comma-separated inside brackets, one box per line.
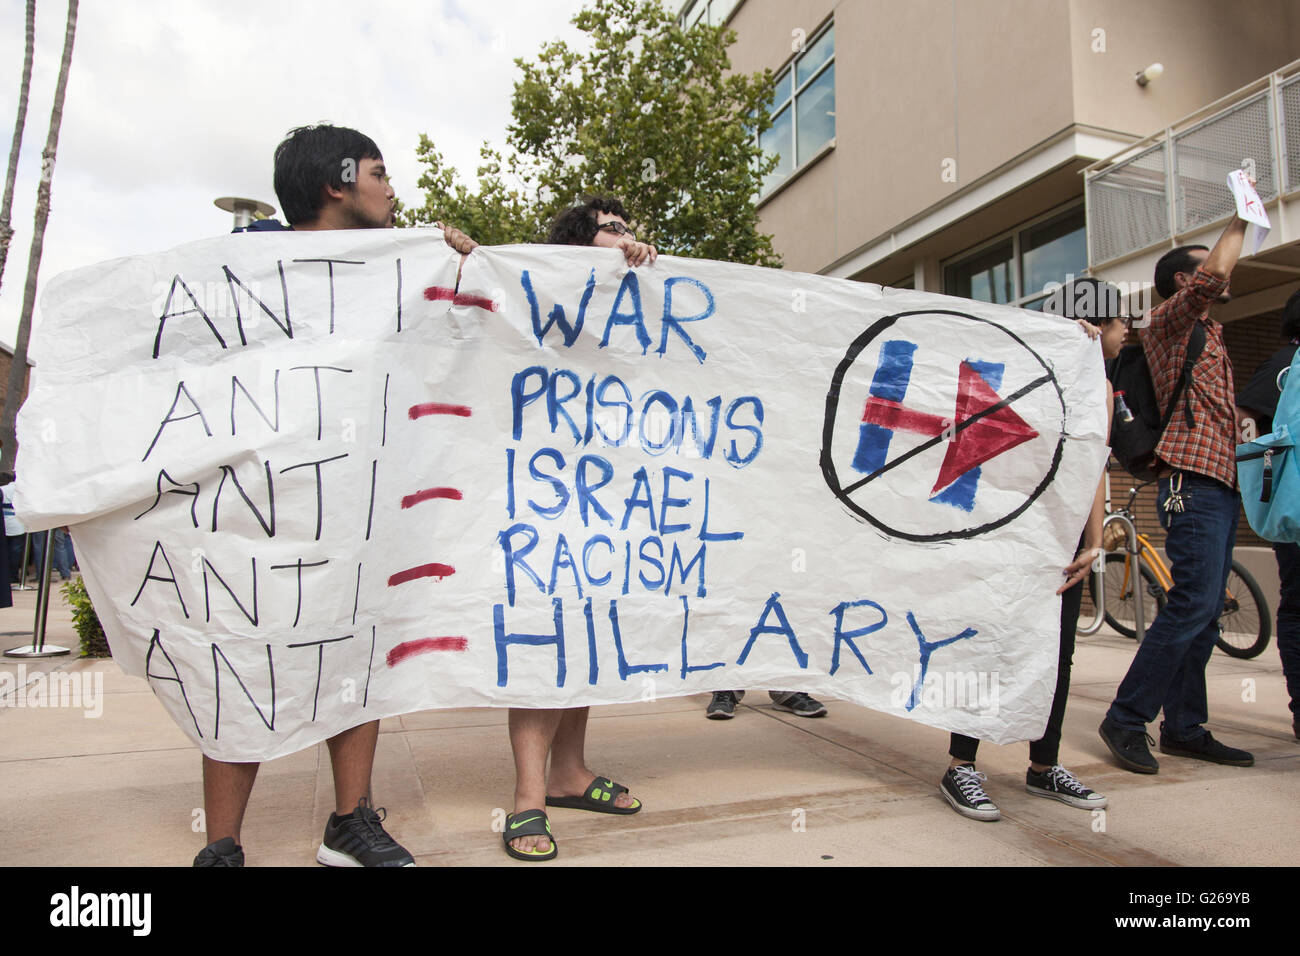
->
[491, 590, 978, 696]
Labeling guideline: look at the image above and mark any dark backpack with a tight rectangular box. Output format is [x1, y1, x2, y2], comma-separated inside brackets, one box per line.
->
[1105, 322, 1206, 479]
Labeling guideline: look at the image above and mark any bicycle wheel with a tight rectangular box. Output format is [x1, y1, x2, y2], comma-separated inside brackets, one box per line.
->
[1090, 552, 1167, 639]
[1215, 559, 1272, 659]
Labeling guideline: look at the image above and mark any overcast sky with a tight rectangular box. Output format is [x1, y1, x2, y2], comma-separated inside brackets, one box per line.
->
[0, 0, 592, 348]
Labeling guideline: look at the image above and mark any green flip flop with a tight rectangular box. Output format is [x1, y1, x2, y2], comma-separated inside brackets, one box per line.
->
[545, 776, 642, 815]
[503, 809, 558, 862]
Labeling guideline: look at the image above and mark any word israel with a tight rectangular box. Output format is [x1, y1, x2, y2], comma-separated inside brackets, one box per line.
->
[0, 665, 103, 718]
[14, 232, 1108, 761]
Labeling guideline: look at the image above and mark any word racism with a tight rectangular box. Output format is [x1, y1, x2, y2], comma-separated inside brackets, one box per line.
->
[14, 233, 1108, 761]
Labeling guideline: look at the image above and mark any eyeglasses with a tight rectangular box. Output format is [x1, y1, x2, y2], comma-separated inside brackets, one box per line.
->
[596, 220, 636, 240]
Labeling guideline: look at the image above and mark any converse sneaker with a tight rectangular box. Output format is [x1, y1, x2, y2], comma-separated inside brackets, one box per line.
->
[316, 798, 415, 867]
[706, 690, 744, 719]
[1025, 765, 1108, 809]
[768, 691, 828, 718]
[940, 764, 1000, 821]
[193, 836, 244, 867]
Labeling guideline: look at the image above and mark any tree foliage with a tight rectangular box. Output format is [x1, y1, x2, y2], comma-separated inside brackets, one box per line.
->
[404, 0, 780, 266]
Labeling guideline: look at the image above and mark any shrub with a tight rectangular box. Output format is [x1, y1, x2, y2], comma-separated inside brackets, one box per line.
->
[61, 576, 110, 658]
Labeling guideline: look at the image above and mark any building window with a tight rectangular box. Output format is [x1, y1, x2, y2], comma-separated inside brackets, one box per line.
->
[758, 22, 835, 194]
[943, 206, 1086, 310]
[680, 0, 742, 28]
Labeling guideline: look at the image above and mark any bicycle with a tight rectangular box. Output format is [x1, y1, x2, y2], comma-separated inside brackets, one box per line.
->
[1088, 481, 1272, 659]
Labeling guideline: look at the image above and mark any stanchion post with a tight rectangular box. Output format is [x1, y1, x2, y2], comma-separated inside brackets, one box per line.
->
[3, 529, 71, 659]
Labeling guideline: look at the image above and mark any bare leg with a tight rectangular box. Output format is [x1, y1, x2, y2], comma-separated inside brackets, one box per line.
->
[202, 756, 260, 845]
[325, 719, 379, 814]
[508, 707, 564, 854]
[544, 706, 637, 809]
[507, 706, 640, 855]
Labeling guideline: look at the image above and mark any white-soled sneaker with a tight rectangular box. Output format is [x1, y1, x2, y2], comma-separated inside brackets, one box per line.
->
[940, 764, 1000, 821]
[316, 798, 415, 867]
[1025, 765, 1107, 809]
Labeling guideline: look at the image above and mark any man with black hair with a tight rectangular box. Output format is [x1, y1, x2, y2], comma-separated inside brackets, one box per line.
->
[1098, 208, 1256, 774]
[1236, 287, 1300, 740]
[546, 196, 656, 264]
[196, 124, 470, 867]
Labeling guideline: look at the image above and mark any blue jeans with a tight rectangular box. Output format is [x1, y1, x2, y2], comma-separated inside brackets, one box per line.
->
[1107, 473, 1238, 740]
[1276, 541, 1300, 723]
[32, 528, 72, 581]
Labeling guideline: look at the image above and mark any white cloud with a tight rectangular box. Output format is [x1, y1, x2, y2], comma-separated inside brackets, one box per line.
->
[0, 0, 589, 347]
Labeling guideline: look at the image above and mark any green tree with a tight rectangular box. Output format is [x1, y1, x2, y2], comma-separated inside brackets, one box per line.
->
[404, 0, 780, 266]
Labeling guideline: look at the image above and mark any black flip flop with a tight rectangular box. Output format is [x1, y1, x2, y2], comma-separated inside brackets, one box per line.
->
[503, 809, 558, 861]
[545, 776, 642, 815]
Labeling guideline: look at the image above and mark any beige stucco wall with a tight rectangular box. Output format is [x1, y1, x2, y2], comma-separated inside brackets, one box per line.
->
[729, 0, 1078, 272]
[726, 0, 1300, 276]
[1067, 0, 1300, 138]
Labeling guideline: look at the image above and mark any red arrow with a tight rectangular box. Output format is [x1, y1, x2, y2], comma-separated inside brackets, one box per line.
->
[932, 361, 1039, 495]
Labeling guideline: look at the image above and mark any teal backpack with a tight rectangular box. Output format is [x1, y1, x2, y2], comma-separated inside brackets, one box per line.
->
[1237, 345, 1300, 542]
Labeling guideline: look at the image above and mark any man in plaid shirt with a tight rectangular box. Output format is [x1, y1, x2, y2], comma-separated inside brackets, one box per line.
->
[1099, 210, 1254, 773]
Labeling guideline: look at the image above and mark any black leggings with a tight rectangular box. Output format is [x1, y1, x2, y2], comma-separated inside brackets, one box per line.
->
[948, 577, 1082, 766]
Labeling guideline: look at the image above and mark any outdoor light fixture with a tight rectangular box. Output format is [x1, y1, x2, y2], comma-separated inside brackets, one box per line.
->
[214, 196, 276, 230]
[1135, 63, 1164, 87]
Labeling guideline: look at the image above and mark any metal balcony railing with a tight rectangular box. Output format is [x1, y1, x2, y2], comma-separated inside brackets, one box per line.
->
[1085, 58, 1300, 267]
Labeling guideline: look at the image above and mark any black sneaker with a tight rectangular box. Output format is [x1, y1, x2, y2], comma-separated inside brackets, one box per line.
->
[768, 691, 828, 718]
[1025, 765, 1107, 809]
[1158, 729, 1254, 767]
[706, 690, 743, 719]
[193, 836, 244, 867]
[939, 764, 1000, 821]
[316, 798, 416, 867]
[1098, 716, 1159, 774]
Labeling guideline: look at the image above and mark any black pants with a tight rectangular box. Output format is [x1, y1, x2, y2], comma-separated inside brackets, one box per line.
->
[1276, 541, 1300, 723]
[949, 577, 1081, 765]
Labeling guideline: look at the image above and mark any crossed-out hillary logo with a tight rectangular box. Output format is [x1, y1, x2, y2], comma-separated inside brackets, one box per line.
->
[820, 310, 1066, 542]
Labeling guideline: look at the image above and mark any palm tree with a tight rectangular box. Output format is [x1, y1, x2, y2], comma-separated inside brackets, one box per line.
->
[0, 0, 36, 297]
[0, 0, 78, 476]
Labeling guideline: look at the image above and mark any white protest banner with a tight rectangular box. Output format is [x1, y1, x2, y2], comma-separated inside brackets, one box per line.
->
[15, 230, 1108, 761]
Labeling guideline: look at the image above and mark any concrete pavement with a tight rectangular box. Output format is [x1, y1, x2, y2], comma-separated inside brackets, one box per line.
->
[2, 582, 1296, 867]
